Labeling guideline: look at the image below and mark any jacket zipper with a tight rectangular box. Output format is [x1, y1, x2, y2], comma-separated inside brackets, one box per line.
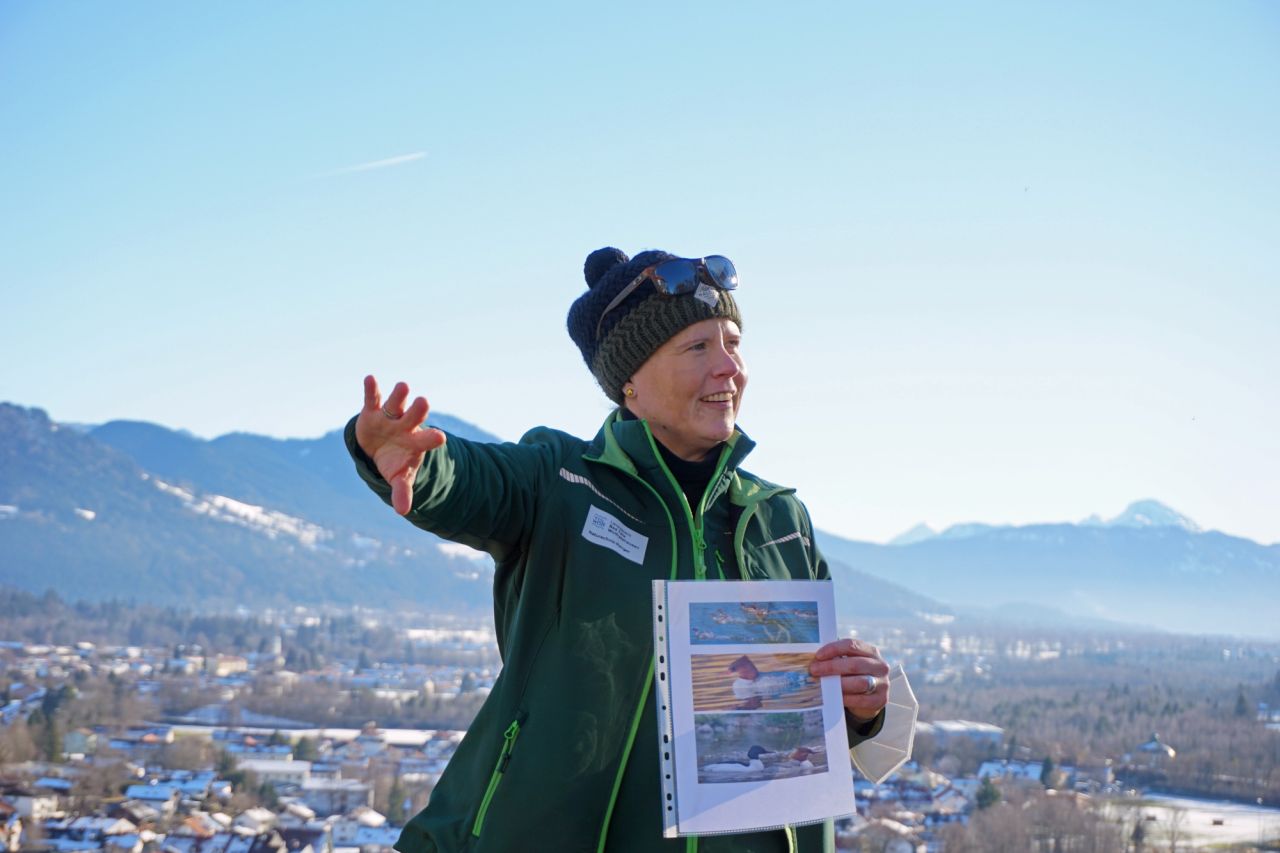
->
[641, 429, 733, 853]
[642, 429, 732, 581]
[471, 716, 523, 838]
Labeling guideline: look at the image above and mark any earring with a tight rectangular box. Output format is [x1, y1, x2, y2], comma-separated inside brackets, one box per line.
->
[623, 386, 635, 398]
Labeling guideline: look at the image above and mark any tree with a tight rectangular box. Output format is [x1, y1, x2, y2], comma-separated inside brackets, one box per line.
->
[0, 719, 38, 763]
[1040, 755, 1056, 788]
[1163, 806, 1187, 852]
[976, 776, 1001, 810]
[1130, 815, 1146, 852]
[294, 736, 319, 762]
[28, 708, 64, 762]
[387, 776, 406, 824]
[1235, 686, 1250, 718]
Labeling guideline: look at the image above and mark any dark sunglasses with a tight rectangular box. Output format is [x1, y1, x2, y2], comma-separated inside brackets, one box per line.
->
[596, 255, 738, 340]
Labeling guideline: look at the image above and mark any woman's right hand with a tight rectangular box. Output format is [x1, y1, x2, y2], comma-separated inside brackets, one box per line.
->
[356, 375, 447, 515]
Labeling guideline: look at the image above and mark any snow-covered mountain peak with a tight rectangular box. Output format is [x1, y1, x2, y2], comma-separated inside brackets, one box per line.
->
[1101, 499, 1200, 532]
[888, 523, 938, 546]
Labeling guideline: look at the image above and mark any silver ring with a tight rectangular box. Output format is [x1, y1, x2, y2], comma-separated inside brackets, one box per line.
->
[382, 408, 397, 420]
[862, 675, 877, 695]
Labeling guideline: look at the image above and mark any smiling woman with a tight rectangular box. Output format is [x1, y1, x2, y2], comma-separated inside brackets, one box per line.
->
[344, 246, 908, 852]
[624, 318, 746, 461]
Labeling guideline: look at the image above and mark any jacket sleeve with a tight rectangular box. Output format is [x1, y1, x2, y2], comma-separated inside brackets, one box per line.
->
[344, 415, 555, 563]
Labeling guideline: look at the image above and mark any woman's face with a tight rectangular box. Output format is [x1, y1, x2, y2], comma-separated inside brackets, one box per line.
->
[625, 318, 747, 462]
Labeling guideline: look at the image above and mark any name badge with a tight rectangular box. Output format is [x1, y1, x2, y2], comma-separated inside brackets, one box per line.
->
[582, 504, 649, 565]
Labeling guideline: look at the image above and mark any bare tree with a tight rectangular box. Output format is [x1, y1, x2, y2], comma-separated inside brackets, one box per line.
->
[1161, 806, 1187, 853]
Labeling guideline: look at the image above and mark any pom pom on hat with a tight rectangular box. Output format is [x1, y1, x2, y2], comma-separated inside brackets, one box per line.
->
[584, 247, 629, 289]
[566, 246, 742, 405]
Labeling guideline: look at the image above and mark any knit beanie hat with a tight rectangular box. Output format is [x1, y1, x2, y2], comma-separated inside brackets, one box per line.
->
[567, 247, 743, 405]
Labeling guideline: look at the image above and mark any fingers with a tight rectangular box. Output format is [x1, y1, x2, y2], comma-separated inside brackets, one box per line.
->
[840, 673, 885, 698]
[810, 639, 884, 675]
[383, 381, 411, 417]
[389, 472, 408, 515]
[808, 640, 892, 720]
[400, 396, 447, 453]
[843, 675, 889, 721]
[812, 638, 880, 662]
[403, 395, 429, 426]
[412, 427, 447, 454]
[363, 375, 382, 412]
[357, 376, 446, 515]
[810, 654, 889, 679]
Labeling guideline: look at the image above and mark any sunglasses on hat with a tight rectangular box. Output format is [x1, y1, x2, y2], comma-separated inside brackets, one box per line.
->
[595, 255, 738, 340]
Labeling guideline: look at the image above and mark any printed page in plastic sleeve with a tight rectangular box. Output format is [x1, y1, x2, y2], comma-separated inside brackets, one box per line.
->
[652, 579, 854, 837]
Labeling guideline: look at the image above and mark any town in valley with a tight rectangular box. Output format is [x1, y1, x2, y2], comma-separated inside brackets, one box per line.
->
[3, 591, 1278, 852]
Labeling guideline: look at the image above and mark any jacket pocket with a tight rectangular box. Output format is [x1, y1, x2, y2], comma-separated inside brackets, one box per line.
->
[742, 530, 813, 580]
[470, 713, 525, 838]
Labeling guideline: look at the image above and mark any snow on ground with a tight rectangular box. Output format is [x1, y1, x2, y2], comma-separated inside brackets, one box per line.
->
[153, 479, 331, 547]
[1107, 794, 1280, 849]
[167, 723, 439, 747]
[404, 626, 496, 647]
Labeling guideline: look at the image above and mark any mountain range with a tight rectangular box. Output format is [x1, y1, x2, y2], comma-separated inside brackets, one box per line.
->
[2, 402, 1276, 638]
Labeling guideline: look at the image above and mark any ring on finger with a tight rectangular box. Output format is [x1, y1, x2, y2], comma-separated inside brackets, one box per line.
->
[382, 408, 397, 420]
[862, 674, 877, 695]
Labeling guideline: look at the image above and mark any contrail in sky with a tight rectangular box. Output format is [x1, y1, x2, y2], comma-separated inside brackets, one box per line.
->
[317, 151, 427, 177]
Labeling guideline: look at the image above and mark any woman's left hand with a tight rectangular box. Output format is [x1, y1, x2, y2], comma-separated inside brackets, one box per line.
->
[809, 638, 890, 723]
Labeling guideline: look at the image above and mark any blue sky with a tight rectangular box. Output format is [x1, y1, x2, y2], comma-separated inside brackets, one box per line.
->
[2, 2, 1277, 545]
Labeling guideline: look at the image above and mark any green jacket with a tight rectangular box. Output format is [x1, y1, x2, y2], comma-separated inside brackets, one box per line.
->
[347, 412, 870, 853]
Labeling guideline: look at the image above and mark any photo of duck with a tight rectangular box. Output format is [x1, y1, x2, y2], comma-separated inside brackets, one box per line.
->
[687, 601, 821, 645]
[787, 746, 817, 769]
[698, 744, 774, 776]
[727, 655, 816, 710]
[694, 709, 828, 784]
[691, 652, 823, 712]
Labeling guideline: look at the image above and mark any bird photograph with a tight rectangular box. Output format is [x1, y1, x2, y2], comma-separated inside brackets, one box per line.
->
[691, 652, 823, 712]
[695, 709, 828, 783]
[688, 600, 821, 645]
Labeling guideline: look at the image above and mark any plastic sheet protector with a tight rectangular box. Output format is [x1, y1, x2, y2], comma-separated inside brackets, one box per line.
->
[652, 579, 855, 837]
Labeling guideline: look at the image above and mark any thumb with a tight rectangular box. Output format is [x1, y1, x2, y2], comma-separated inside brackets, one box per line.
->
[390, 471, 415, 515]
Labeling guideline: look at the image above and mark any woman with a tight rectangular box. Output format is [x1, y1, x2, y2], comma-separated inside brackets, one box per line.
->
[347, 247, 904, 852]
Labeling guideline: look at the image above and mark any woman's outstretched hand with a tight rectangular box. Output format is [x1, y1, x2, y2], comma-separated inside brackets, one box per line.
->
[355, 375, 447, 515]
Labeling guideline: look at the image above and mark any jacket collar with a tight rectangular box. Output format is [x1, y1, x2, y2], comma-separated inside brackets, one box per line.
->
[584, 410, 766, 505]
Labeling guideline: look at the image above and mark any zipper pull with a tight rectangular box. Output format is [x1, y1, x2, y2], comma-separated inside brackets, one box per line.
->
[497, 720, 520, 771]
